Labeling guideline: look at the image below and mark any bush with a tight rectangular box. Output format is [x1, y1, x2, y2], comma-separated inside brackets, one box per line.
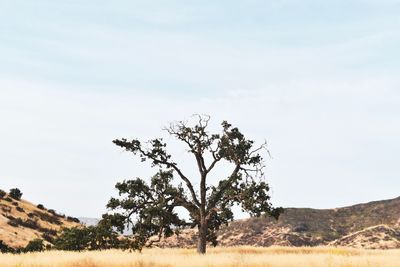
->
[0, 189, 6, 199]
[48, 209, 56, 215]
[37, 204, 45, 210]
[0, 240, 14, 253]
[4, 197, 12, 202]
[42, 232, 54, 243]
[33, 211, 62, 225]
[67, 216, 80, 223]
[16, 206, 25, 213]
[54, 227, 90, 251]
[54, 222, 121, 251]
[21, 219, 39, 230]
[24, 239, 44, 252]
[9, 188, 22, 200]
[7, 220, 19, 227]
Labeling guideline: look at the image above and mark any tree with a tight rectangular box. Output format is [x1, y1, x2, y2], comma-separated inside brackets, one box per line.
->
[108, 115, 283, 254]
[9, 188, 22, 200]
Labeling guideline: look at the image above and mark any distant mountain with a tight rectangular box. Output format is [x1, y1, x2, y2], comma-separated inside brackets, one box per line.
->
[0, 191, 81, 249]
[158, 196, 400, 249]
[78, 217, 100, 226]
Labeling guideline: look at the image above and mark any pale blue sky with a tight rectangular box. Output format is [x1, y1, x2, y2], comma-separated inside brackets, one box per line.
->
[0, 1, 399, 218]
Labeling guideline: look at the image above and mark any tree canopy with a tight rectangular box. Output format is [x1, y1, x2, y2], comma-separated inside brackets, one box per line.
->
[107, 115, 282, 254]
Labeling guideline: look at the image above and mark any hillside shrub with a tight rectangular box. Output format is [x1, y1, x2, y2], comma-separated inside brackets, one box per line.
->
[0, 189, 6, 199]
[16, 206, 25, 213]
[42, 232, 54, 243]
[9, 188, 22, 200]
[34, 210, 61, 225]
[37, 204, 45, 210]
[4, 197, 12, 202]
[67, 216, 80, 223]
[23, 239, 44, 252]
[48, 209, 56, 215]
[0, 240, 14, 253]
[7, 220, 19, 227]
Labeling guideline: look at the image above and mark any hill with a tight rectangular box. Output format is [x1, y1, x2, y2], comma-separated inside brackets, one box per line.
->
[159, 196, 400, 249]
[0, 191, 81, 249]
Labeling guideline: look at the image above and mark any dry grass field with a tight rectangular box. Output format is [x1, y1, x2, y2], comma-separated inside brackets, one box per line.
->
[0, 246, 399, 267]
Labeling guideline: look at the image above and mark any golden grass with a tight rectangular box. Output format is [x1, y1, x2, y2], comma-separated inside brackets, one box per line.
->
[0, 246, 399, 267]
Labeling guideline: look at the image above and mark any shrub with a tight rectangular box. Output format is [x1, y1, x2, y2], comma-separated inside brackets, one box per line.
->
[48, 209, 56, 215]
[37, 204, 45, 210]
[9, 188, 22, 200]
[34, 211, 62, 225]
[16, 206, 25, 213]
[12, 201, 19, 206]
[7, 220, 19, 227]
[0, 189, 6, 199]
[67, 216, 80, 223]
[42, 232, 54, 243]
[0, 240, 14, 253]
[24, 239, 44, 252]
[21, 219, 39, 230]
[54, 227, 90, 251]
[4, 197, 12, 202]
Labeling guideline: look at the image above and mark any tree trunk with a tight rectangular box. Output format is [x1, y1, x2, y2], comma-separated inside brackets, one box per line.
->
[197, 220, 207, 254]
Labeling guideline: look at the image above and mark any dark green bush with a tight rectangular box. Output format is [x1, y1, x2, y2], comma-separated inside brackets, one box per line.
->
[9, 188, 22, 200]
[23, 239, 44, 252]
[66, 216, 80, 223]
[37, 204, 45, 210]
[0, 189, 6, 199]
[0, 240, 14, 253]
[16, 206, 24, 213]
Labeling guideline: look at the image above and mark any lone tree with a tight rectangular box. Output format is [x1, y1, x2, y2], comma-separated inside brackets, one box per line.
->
[108, 116, 282, 254]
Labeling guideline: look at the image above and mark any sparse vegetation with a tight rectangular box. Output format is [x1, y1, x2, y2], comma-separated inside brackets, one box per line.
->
[36, 204, 45, 210]
[9, 188, 22, 200]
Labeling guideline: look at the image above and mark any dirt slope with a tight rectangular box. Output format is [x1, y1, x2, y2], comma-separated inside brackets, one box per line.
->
[159, 196, 400, 249]
[0, 193, 80, 248]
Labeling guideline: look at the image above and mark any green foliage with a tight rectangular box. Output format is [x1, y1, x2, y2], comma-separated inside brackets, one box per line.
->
[36, 204, 45, 210]
[0, 240, 14, 253]
[54, 227, 90, 251]
[9, 188, 22, 200]
[0, 189, 6, 199]
[109, 116, 283, 253]
[24, 239, 44, 252]
[54, 221, 122, 251]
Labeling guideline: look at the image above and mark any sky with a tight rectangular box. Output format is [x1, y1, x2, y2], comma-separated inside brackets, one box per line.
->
[0, 1, 399, 218]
